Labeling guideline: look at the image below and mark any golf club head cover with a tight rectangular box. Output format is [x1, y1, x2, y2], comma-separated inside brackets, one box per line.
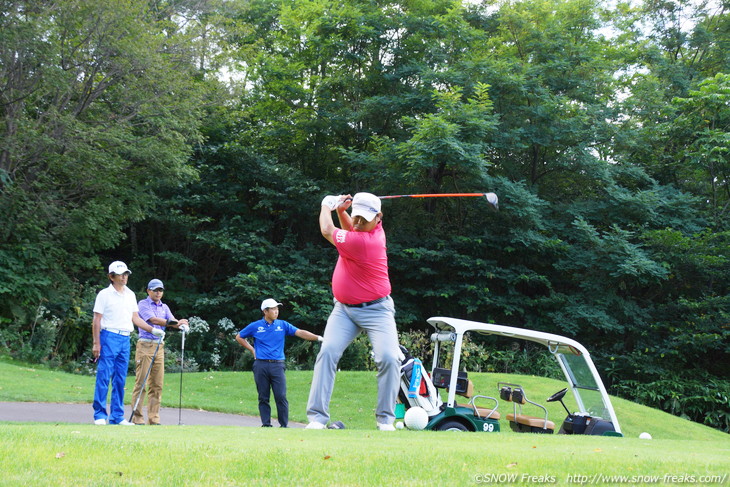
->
[407, 359, 423, 398]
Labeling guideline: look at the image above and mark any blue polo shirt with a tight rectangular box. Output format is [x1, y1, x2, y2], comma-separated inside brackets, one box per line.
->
[238, 318, 299, 360]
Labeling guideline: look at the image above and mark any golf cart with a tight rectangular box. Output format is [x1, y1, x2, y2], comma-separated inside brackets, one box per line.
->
[398, 316, 622, 435]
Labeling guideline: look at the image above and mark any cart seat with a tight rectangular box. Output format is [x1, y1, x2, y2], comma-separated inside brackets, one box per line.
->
[456, 382, 500, 420]
[434, 372, 501, 420]
[506, 413, 555, 430]
[499, 382, 554, 433]
[455, 379, 475, 398]
[457, 403, 501, 420]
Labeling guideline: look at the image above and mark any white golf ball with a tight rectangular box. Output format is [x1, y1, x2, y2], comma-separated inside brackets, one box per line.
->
[404, 406, 429, 430]
[639, 432, 652, 440]
[395, 421, 404, 429]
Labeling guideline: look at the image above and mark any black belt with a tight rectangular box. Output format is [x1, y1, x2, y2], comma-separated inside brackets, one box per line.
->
[256, 359, 285, 363]
[342, 296, 389, 308]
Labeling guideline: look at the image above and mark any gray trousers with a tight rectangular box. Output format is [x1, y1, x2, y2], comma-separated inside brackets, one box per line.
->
[306, 296, 400, 425]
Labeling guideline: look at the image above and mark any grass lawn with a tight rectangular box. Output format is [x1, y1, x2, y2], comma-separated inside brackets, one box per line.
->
[2, 424, 728, 486]
[1, 358, 728, 486]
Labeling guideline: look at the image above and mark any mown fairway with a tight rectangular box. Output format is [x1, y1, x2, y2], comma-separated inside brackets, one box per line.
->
[1, 423, 728, 486]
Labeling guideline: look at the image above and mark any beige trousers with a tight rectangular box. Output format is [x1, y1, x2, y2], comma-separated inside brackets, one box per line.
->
[131, 340, 165, 425]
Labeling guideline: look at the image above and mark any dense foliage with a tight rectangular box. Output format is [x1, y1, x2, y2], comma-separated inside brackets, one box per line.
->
[1, 0, 728, 431]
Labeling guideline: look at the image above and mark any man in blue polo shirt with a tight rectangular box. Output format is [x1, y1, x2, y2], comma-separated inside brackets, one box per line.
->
[236, 298, 322, 427]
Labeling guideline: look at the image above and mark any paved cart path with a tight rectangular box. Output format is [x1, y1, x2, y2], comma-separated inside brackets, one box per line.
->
[0, 402, 304, 427]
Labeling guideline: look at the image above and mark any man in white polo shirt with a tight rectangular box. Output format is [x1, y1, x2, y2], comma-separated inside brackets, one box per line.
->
[91, 261, 164, 425]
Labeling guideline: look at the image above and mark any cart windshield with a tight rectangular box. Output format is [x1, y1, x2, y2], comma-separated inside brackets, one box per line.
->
[558, 352, 609, 418]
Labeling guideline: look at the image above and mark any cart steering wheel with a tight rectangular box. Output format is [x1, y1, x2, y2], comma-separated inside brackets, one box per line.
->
[546, 387, 568, 403]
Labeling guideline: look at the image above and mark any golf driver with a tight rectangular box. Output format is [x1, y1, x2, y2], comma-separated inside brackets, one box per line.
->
[344, 192, 498, 210]
[128, 337, 163, 423]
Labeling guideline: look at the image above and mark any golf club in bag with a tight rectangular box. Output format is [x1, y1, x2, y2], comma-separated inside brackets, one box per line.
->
[397, 345, 443, 417]
[178, 327, 186, 425]
[128, 337, 163, 423]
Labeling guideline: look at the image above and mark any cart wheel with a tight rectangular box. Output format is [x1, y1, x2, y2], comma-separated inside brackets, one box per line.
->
[435, 420, 469, 432]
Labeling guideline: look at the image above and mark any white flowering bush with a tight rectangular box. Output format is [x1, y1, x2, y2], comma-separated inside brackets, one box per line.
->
[216, 317, 236, 333]
[187, 316, 210, 334]
[160, 315, 242, 370]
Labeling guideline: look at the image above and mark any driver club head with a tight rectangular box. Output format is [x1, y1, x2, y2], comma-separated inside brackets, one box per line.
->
[327, 421, 346, 429]
[484, 192, 499, 211]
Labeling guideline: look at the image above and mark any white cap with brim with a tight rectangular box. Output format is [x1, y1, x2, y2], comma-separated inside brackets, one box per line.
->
[108, 261, 131, 275]
[351, 192, 381, 222]
[261, 298, 283, 311]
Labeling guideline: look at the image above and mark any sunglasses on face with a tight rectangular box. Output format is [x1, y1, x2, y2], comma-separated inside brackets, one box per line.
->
[151, 288, 164, 292]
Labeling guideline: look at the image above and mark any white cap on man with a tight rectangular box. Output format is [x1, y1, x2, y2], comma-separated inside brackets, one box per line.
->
[351, 192, 381, 222]
[261, 298, 283, 311]
[108, 261, 131, 275]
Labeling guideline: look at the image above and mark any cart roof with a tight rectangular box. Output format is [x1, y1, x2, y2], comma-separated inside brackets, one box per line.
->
[427, 317, 588, 357]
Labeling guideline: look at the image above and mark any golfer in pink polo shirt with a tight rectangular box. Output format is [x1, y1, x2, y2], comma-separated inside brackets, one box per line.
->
[306, 192, 401, 431]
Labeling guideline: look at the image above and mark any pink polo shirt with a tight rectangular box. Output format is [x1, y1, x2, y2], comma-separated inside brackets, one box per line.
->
[331, 222, 391, 305]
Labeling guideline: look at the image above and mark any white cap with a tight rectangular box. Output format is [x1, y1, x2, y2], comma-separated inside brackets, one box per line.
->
[108, 261, 131, 275]
[351, 192, 381, 222]
[261, 298, 283, 311]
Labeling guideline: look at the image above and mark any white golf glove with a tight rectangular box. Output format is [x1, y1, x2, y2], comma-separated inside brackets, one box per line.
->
[317, 335, 324, 342]
[151, 328, 165, 339]
[321, 195, 338, 210]
[179, 324, 189, 333]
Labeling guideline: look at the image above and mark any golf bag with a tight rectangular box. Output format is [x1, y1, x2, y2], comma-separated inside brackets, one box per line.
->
[397, 345, 443, 417]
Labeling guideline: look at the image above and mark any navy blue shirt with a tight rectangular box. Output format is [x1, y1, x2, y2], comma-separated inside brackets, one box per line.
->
[238, 318, 299, 360]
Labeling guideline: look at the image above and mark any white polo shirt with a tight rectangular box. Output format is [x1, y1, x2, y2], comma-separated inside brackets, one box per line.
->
[93, 284, 139, 333]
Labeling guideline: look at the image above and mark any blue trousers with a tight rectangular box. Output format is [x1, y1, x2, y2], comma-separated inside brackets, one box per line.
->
[252, 360, 288, 427]
[93, 330, 130, 424]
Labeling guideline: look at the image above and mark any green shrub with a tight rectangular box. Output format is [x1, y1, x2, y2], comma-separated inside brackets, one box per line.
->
[164, 349, 200, 373]
[612, 375, 730, 433]
[0, 308, 59, 365]
[60, 353, 98, 376]
[398, 330, 434, 363]
[338, 333, 375, 371]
